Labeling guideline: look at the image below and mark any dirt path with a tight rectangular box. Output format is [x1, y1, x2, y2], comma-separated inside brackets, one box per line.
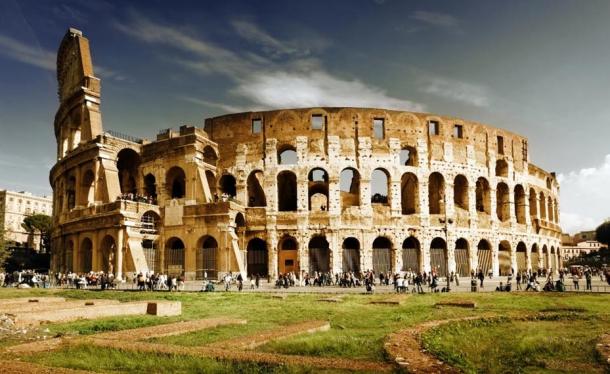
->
[597, 333, 610, 366]
[0, 360, 94, 373]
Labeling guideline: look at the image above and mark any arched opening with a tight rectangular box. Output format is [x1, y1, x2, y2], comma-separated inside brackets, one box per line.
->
[475, 177, 491, 214]
[279, 236, 298, 274]
[371, 168, 390, 205]
[140, 211, 160, 234]
[164, 237, 185, 277]
[117, 148, 141, 195]
[516, 242, 527, 272]
[309, 236, 330, 273]
[219, 174, 237, 198]
[542, 244, 549, 270]
[529, 188, 538, 219]
[477, 239, 492, 274]
[453, 175, 469, 211]
[79, 170, 95, 206]
[548, 196, 554, 223]
[65, 240, 74, 272]
[428, 172, 445, 215]
[203, 146, 218, 165]
[539, 192, 547, 220]
[340, 168, 360, 208]
[495, 159, 508, 177]
[205, 170, 216, 199]
[278, 145, 297, 165]
[372, 237, 393, 273]
[247, 238, 268, 277]
[144, 174, 157, 201]
[247, 170, 266, 207]
[399, 146, 417, 166]
[430, 237, 447, 276]
[342, 237, 360, 273]
[402, 237, 420, 272]
[80, 238, 93, 273]
[308, 168, 329, 211]
[496, 183, 510, 222]
[67, 176, 76, 210]
[142, 239, 158, 273]
[546, 177, 552, 189]
[550, 246, 557, 271]
[401, 173, 418, 215]
[197, 236, 218, 279]
[277, 171, 297, 211]
[498, 240, 512, 276]
[100, 235, 116, 274]
[455, 238, 469, 276]
[514, 185, 526, 224]
[531, 244, 540, 272]
[166, 166, 186, 199]
[553, 198, 559, 223]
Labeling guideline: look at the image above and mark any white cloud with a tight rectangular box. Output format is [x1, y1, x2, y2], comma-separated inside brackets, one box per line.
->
[178, 96, 246, 114]
[420, 75, 490, 107]
[0, 35, 55, 71]
[558, 154, 610, 234]
[411, 11, 459, 29]
[233, 71, 425, 111]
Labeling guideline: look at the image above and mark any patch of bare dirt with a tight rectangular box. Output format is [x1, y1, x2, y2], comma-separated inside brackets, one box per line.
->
[597, 333, 610, 367]
[0, 359, 93, 373]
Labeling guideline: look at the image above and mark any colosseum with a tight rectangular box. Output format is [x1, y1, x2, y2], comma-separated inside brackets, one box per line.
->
[50, 28, 562, 281]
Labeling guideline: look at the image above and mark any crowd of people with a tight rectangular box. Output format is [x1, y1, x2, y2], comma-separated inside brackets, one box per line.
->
[116, 193, 156, 205]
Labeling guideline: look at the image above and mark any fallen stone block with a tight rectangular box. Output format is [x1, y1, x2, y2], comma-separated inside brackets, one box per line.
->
[147, 301, 181, 316]
[435, 301, 476, 308]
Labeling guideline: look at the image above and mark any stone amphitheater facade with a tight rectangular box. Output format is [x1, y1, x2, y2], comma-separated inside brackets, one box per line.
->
[50, 29, 562, 280]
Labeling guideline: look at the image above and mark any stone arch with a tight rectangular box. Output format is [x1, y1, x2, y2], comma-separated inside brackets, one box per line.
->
[402, 236, 421, 272]
[166, 166, 186, 199]
[542, 244, 549, 270]
[203, 145, 218, 165]
[531, 243, 540, 272]
[279, 235, 299, 274]
[547, 196, 554, 223]
[399, 146, 417, 166]
[371, 168, 390, 205]
[79, 169, 95, 206]
[372, 236, 393, 273]
[80, 237, 93, 273]
[278, 144, 297, 165]
[308, 167, 329, 211]
[495, 159, 508, 177]
[100, 235, 116, 274]
[140, 210, 160, 234]
[277, 170, 297, 211]
[430, 237, 448, 276]
[309, 236, 330, 273]
[496, 182, 510, 222]
[342, 237, 360, 273]
[498, 240, 512, 276]
[516, 241, 527, 271]
[205, 170, 216, 198]
[529, 188, 538, 219]
[247, 238, 268, 277]
[401, 172, 418, 215]
[340, 168, 360, 208]
[428, 172, 445, 215]
[455, 238, 470, 276]
[475, 177, 491, 214]
[247, 170, 266, 207]
[142, 238, 158, 273]
[219, 174, 237, 198]
[554, 198, 559, 223]
[453, 174, 469, 211]
[164, 237, 185, 276]
[477, 239, 492, 274]
[65, 240, 74, 272]
[144, 173, 157, 200]
[196, 235, 218, 280]
[539, 192, 547, 220]
[514, 184, 526, 224]
[117, 148, 140, 195]
[67, 175, 76, 210]
[550, 246, 557, 271]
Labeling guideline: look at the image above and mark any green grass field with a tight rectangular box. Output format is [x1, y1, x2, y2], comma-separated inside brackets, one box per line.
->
[0, 289, 608, 373]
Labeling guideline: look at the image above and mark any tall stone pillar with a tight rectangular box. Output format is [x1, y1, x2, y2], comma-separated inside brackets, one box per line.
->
[115, 229, 124, 280]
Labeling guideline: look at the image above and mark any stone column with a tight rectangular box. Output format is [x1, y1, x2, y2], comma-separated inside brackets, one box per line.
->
[446, 233, 456, 275]
[328, 177, 340, 215]
[421, 237, 431, 273]
[115, 229, 124, 280]
[268, 231, 278, 279]
[492, 239, 499, 277]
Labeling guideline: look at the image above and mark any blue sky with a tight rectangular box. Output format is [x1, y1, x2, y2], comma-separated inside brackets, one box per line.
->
[0, 0, 609, 233]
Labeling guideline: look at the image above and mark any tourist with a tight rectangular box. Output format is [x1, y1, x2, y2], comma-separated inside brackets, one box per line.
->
[224, 272, 232, 291]
[572, 273, 580, 290]
[585, 269, 592, 291]
[237, 272, 243, 291]
[516, 272, 522, 290]
[477, 269, 485, 288]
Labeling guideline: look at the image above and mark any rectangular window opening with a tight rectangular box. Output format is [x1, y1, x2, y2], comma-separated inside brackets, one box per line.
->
[252, 118, 262, 134]
[453, 124, 463, 139]
[497, 136, 504, 154]
[311, 114, 324, 130]
[428, 120, 439, 136]
[373, 118, 385, 139]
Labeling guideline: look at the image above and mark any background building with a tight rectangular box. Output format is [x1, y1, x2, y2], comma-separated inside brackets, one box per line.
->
[561, 230, 604, 261]
[0, 189, 53, 250]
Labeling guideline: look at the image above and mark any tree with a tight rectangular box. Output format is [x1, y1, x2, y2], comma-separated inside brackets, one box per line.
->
[0, 227, 8, 271]
[21, 214, 53, 253]
[595, 219, 610, 249]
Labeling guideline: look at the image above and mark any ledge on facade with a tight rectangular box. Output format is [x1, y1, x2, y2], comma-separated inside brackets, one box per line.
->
[62, 200, 159, 221]
[183, 200, 245, 216]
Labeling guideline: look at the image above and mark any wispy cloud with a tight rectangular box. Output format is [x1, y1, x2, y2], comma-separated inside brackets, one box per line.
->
[410, 10, 459, 29]
[558, 154, 610, 234]
[177, 96, 246, 113]
[116, 13, 422, 112]
[419, 75, 490, 107]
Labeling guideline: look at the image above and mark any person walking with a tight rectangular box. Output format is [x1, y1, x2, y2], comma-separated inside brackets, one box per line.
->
[516, 272, 522, 290]
[572, 273, 580, 290]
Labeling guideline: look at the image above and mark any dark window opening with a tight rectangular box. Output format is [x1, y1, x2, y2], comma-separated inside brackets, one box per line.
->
[454, 124, 463, 139]
[497, 136, 504, 154]
[252, 118, 262, 134]
[373, 118, 385, 139]
[428, 120, 439, 136]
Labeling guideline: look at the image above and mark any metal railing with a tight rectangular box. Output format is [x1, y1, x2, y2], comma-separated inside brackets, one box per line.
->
[105, 130, 143, 144]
